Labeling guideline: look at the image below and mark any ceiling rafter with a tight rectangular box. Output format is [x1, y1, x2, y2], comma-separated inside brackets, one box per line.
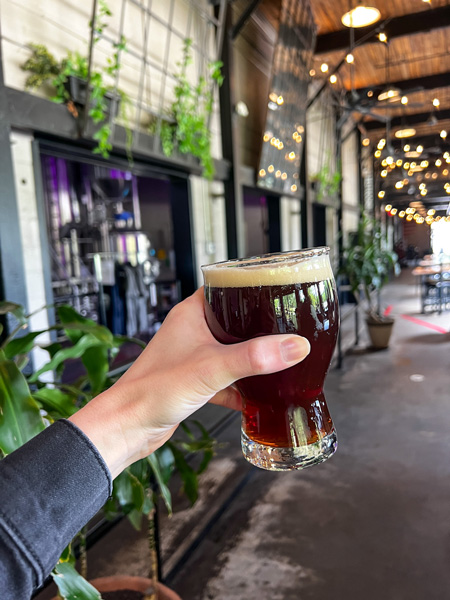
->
[315, 5, 450, 55]
[364, 109, 450, 131]
[351, 71, 450, 97]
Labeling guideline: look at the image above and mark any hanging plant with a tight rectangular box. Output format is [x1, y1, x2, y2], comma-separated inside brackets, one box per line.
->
[20, 1, 130, 159]
[310, 156, 342, 201]
[159, 38, 223, 180]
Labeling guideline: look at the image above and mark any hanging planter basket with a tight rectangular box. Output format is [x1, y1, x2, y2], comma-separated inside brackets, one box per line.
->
[64, 75, 120, 118]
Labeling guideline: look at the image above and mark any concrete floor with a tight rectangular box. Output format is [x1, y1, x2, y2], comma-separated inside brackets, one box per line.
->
[36, 269, 450, 600]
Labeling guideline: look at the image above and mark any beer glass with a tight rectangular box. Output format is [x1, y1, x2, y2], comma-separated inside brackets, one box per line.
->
[202, 247, 339, 471]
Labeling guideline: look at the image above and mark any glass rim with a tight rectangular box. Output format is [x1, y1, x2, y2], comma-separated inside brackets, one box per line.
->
[201, 246, 330, 271]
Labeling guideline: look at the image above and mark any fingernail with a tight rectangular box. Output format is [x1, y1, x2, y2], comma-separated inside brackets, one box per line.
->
[280, 337, 310, 363]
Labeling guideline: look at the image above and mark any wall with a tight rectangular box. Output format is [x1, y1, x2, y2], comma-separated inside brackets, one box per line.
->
[10, 132, 51, 372]
[0, 0, 222, 158]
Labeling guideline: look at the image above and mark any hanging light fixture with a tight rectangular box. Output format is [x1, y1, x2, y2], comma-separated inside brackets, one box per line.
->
[378, 42, 400, 101]
[341, 6, 381, 27]
[395, 128, 416, 138]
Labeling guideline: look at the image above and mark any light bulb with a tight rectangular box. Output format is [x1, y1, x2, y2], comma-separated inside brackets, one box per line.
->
[346, 53, 354, 64]
[378, 32, 387, 43]
[432, 98, 440, 107]
[321, 63, 329, 73]
[330, 74, 337, 84]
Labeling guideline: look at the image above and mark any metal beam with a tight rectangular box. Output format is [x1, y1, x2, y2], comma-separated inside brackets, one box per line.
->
[352, 71, 450, 97]
[315, 6, 450, 55]
[364, 108, 450, 131]
[230, 0, 263, 41]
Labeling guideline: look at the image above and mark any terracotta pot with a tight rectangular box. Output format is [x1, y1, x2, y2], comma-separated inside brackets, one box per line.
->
[366, 318, 394, 349]
[52, 575, 181, 600]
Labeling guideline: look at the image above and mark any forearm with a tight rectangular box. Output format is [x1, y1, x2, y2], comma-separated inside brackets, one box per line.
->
[0, 420, 111, 598]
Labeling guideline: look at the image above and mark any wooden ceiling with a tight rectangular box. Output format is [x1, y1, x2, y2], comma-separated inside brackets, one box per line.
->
[309, 0, 450, 141]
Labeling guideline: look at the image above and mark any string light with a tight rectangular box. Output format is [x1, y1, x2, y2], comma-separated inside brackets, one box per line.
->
[378, 32, 387, 43]
[309, 69, 316, 77]
[259, 169, 266, 177]
[416, 145, 423, 153]
[374, 150, 382, 158]
[346, 53, 354, 64]
[395, 181, 403, 189]
[381, 169, 388, 177]
[396, 159, 403, 167]
[386, 156, 394, 165]
[362, 137, 370, 146]
[378, 191, 385, 198]
[385, 204, 392, 211]
[401, 96, 408, 105]
[403, 144, 410, 152]
[391, 208, 398, 215]
[432, 98, 440, 107]
[441, 130, 448, 139]
[330, 74, 337, 84]
[399, 211, 406, 218]
[435, 159, 442, 167]
[321, 63, 329, 73]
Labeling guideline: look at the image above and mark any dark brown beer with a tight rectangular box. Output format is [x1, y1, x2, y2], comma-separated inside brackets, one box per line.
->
[202, 250, 339, 463]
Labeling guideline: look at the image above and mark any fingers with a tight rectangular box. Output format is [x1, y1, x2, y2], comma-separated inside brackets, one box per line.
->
[209, 386, 243, 411]
[208, 334, 311, 391]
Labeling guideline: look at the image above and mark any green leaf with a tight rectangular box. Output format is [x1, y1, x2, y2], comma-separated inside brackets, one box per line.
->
[4, 330, 46, 359]
[112, 334, 146, 349]
[147, 452, 172, 515]
[0, 301, 27, 325]
[29, 334, 106, 382]
[57, 305, 113, 345]
[52, 562, 102, 600]
[154, 445, 175, 484]
[33, 388, 78, 418]
[59, 543, 75, 565]
[113, 469, 146, 514]
[167, 442, 198, 505]
[0, 359, 45, 454]
[82, 345, 110, 396]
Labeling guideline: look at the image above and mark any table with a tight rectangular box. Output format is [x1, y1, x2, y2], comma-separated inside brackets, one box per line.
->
[412, 264, 450, 313]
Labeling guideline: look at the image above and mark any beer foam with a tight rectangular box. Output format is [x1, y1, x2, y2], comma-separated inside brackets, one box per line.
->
[202, 251, 334, 287]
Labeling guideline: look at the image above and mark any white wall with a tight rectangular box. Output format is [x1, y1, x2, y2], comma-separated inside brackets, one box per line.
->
[190, 176, 227, 288]
[0, 0, 222, 158]
[10, 131, 51, 372]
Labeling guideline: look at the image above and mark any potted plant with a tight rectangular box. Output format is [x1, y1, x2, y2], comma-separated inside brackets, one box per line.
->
[339, 213, 400, 349]
[0, 301, 215, 599]
[158, 38, 223, 180]
[20, 1, 130, 159]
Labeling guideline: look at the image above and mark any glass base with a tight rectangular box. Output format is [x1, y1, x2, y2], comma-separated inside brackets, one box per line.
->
[241, 429, 338, 471]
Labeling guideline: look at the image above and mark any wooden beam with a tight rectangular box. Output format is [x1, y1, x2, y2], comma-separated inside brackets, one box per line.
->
[315, 5, 450, 55]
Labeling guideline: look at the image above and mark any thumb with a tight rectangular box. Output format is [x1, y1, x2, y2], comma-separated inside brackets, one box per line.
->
[210, 334, 311, 391]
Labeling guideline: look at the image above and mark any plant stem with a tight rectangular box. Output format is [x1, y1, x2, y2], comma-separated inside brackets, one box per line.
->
[79, 526, 88, 580]
[145, 506, 158, 600]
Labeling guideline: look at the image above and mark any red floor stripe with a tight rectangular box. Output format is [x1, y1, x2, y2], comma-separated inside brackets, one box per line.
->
[401, 314, 448, 334]
[384, 305, 393, 316]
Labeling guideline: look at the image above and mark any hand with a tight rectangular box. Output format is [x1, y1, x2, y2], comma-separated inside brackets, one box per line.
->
[69, 288, 310, 478]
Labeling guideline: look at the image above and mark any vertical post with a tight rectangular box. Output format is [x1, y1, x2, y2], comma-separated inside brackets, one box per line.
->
[217, 4, 244, 259]
[300, 131, 308, 247]
[170, 176, 197, 299]
[267, 194, 281, 253]
[0, 28, 28, 321]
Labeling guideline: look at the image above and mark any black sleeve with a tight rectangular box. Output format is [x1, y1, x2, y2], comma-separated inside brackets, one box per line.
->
[0, 419, 112, 599]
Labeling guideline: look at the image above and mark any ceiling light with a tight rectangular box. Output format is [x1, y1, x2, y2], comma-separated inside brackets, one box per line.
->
[432, 98, 440, 107]
[401, 96, 408, 105]
[329, 74, 337, 84]
[395, 128, 416, 138]
[346, 53, 354, 64]
[378, 32, 387, 43]
[378, 88, 400, 101]
[341, 6, 381, 28]
[321, 63, 329, 73]
[441, 130, 448, 139]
